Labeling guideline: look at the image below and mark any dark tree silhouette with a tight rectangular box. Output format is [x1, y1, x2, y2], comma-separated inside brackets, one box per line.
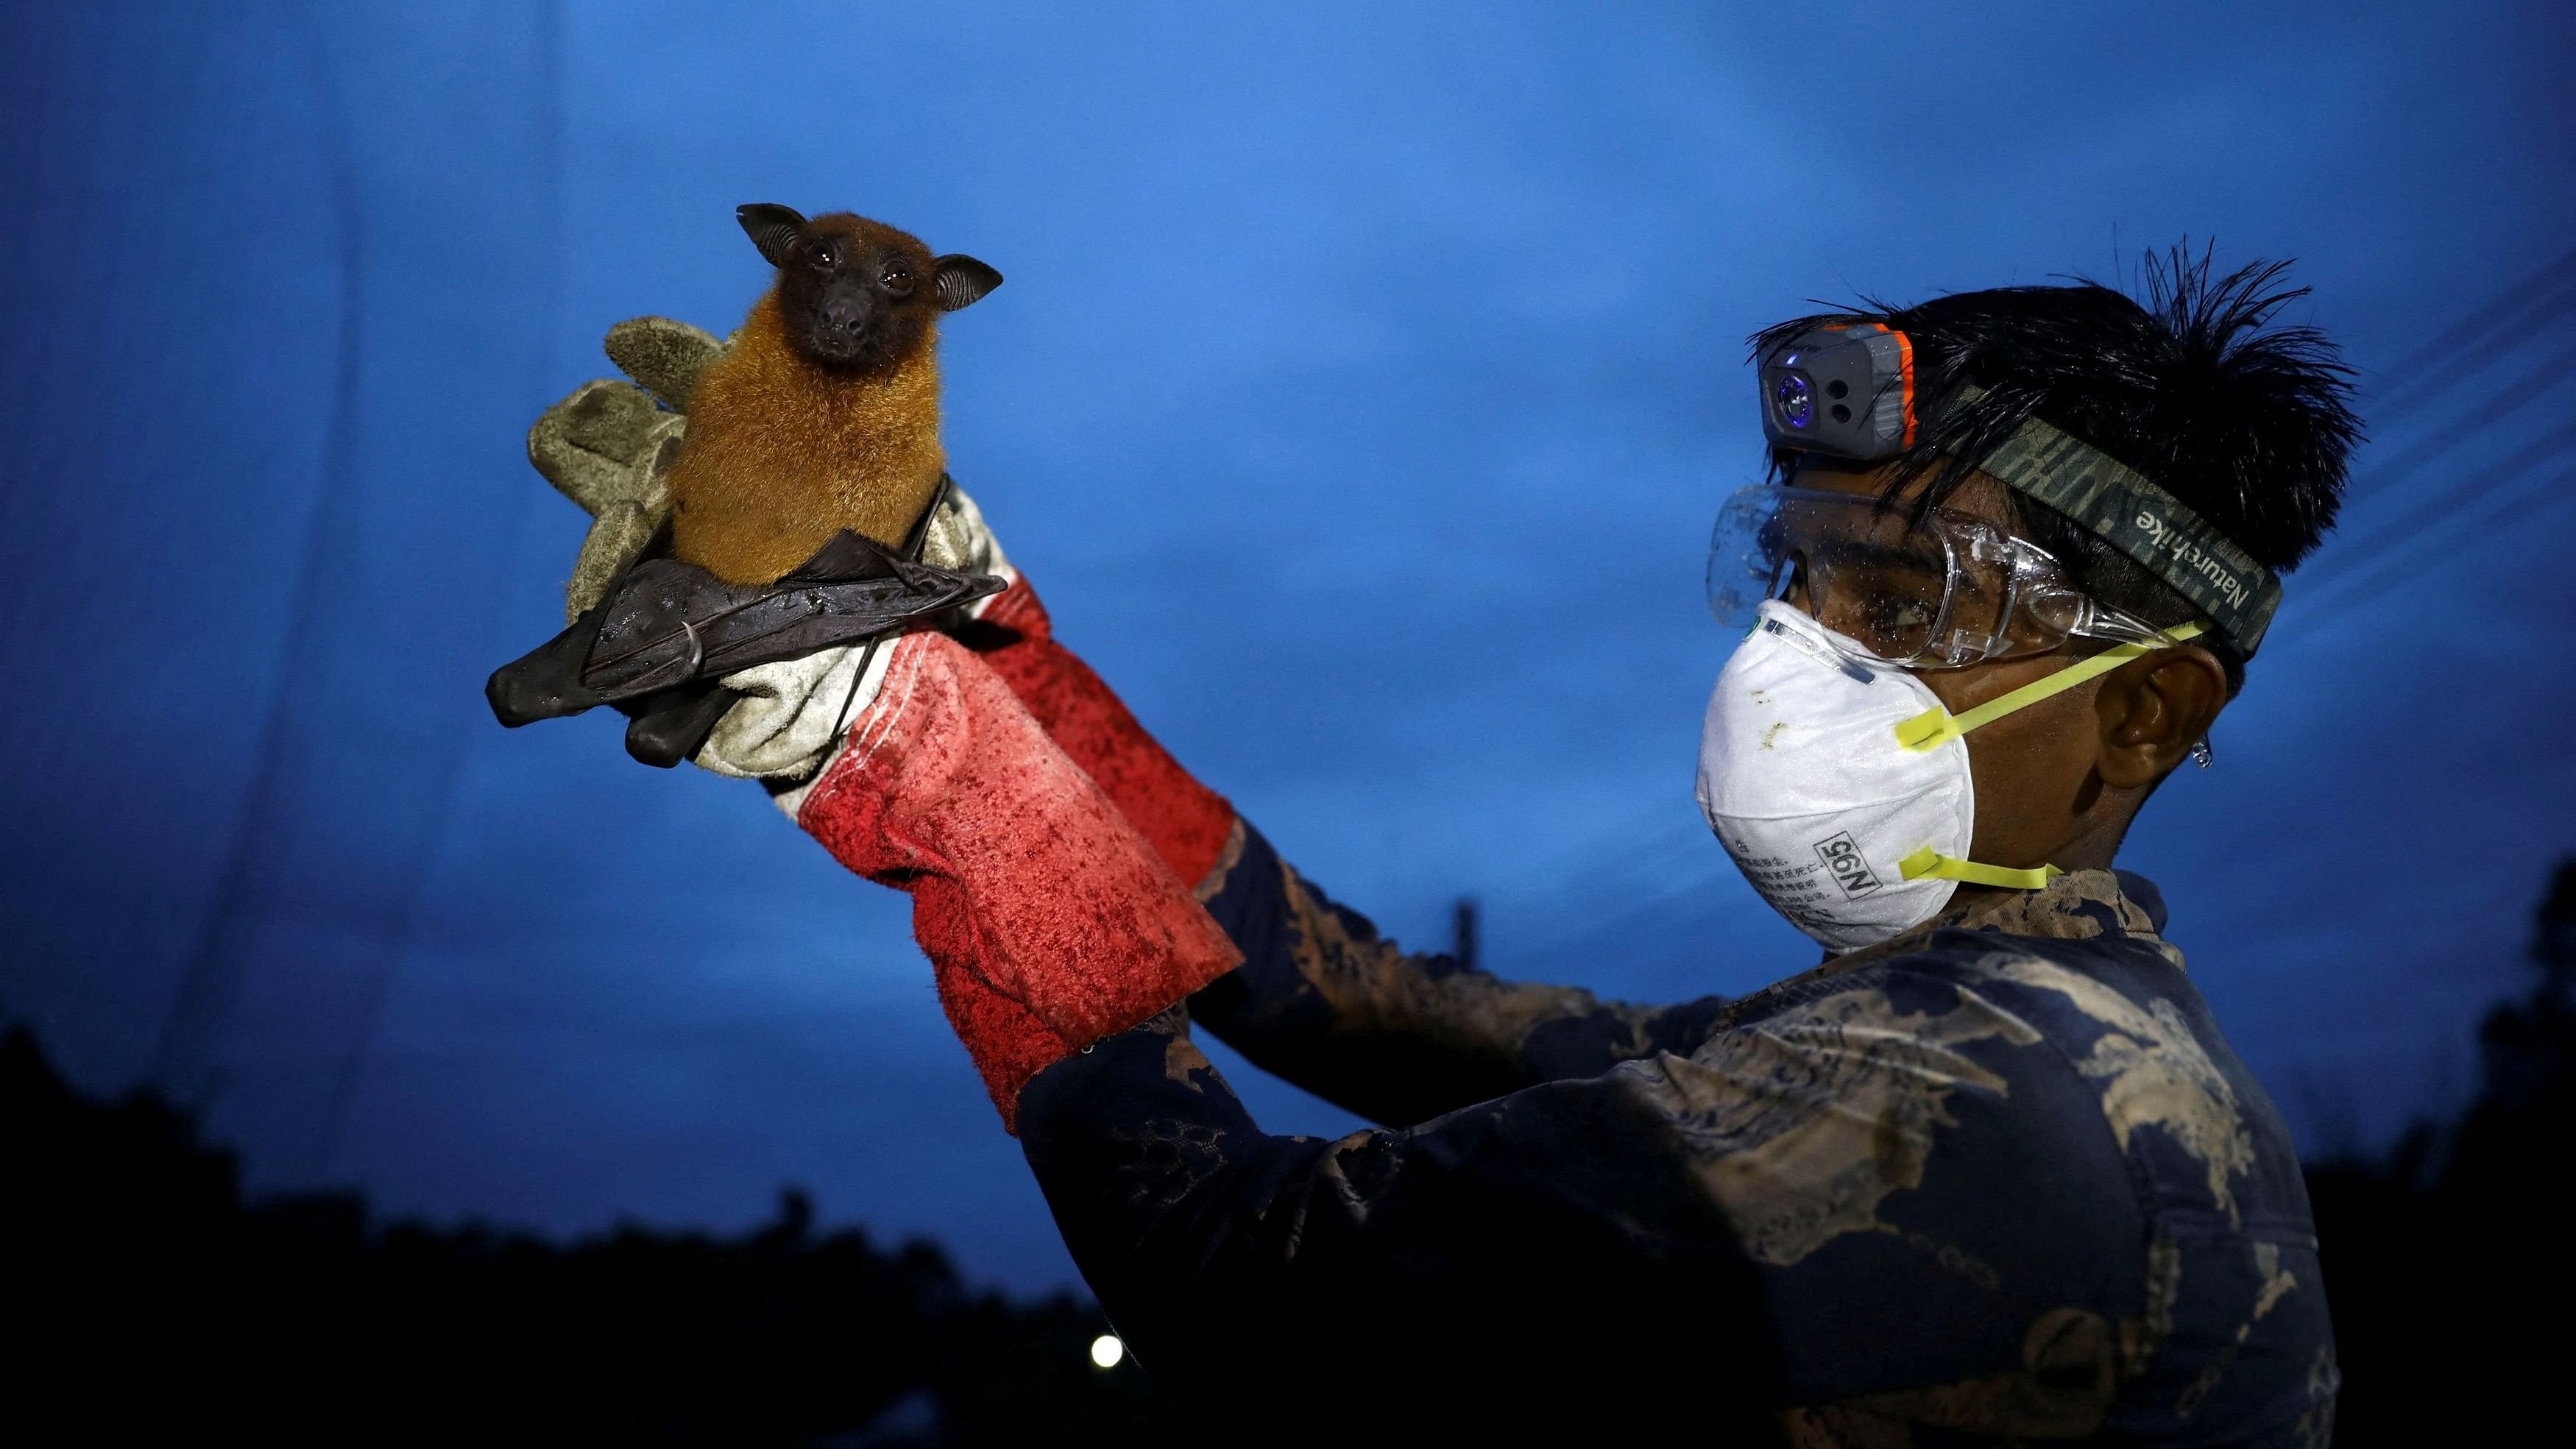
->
[10, 860, 2572, 1442]
[2305, 857, 2576, 1444]
[0, 1030, 1175, 1445]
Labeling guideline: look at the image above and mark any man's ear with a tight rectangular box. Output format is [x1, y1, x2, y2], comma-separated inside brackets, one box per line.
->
[737, 204, 807, 268]
[933, 255, 1003, 311]
[2094, 645, 2229, 790]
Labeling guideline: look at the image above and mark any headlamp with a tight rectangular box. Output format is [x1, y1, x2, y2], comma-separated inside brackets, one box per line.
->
[1757, 323, 1917, 461]
[1749, 328, 2283, 653]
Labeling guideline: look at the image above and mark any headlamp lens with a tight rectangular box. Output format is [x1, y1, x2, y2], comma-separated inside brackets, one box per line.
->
[1773, 373, 1814, 429]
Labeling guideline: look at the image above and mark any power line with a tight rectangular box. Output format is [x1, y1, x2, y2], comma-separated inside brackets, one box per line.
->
[2297, 413, 2576, 598]
[2258, 261, 2576, 618]
[146, 0, 369, 1108]
[2360, 246, 2576, 407]
[305, 0, 570, 1185]
[2336, 334, 2576, 511]
[2364, 279, 2576, 436]
[2287, 433, 2576, 625]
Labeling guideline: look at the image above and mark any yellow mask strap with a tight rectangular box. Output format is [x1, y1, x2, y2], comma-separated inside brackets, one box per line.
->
[1897, 847, 2063, 891]
[1893, 620, 2207, 754]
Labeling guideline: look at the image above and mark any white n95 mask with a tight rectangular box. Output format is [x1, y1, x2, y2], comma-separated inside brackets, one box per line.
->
[1696, 600, 1976, 952]
[1696, 599, 2204, 952]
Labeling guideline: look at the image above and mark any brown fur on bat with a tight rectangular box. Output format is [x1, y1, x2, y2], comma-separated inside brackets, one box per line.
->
[665, 205, 1002, 586]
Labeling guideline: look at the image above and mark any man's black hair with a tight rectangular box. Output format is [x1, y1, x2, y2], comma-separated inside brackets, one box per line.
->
[1751, 244, 2363, 692]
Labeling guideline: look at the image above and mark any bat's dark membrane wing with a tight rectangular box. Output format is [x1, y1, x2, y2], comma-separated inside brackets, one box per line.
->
[486, 598, 618, 726]
[485, 529, 1001, 727]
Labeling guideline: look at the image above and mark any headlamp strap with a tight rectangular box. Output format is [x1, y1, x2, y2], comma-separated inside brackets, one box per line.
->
[1955, 388, 2281, 654]
[1893, 620, 2209, 753]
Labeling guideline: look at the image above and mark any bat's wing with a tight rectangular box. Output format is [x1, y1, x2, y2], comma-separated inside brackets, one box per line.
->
[486, 530, 1001, 726]
[486, 596, 617, 726]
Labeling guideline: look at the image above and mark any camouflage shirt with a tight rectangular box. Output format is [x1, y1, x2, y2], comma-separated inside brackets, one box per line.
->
[1016, 823, 2337, 1448]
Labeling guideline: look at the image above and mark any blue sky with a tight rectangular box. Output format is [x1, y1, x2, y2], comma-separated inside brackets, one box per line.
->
[3, 0, 2571, 1292]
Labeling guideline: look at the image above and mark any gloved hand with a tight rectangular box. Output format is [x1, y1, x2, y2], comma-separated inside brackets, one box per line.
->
[529, 322, 1239, 1124]
[687, 484, 1017, 786]
[524, 318, 1016, 784]
[759, 460, 1239, 888]
[793, 628, 1242, 1125]
[526, 315, 718, 623]
[526, 323, 1224, 862]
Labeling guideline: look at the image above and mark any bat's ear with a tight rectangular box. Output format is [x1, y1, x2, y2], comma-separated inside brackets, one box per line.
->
[933, 255, 1003, 311]
[736, 204, 807, 268]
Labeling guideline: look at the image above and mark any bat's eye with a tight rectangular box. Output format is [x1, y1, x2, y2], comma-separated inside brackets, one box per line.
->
[807, 242, 838, 269]
[880, 263, 913, 293]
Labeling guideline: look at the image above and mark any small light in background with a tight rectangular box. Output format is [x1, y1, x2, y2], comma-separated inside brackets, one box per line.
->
[1089, 1334, 1125, 1369]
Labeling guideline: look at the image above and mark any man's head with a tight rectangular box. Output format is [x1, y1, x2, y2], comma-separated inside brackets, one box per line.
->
[1742, 247, 2361, 888]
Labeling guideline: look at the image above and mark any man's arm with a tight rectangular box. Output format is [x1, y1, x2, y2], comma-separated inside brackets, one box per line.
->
[964, 578, 1722, 1127]
[1186, 822, 1725, 1127]
[1016, 1007, 1784, 1445]
[1017, 960, 2156, 1445]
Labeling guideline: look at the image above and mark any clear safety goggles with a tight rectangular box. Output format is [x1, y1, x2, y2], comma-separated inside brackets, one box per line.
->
[1706, 484, 2179, 669]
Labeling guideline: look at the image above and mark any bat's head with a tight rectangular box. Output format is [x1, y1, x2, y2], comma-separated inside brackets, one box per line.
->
[736, 204, 1002, 375]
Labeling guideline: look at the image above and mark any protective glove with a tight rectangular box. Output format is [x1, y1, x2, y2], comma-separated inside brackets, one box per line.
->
[899, 492, 1237, 888]
[695, 486, 1019, 782]
[958, 574, 1238, 892]
[525, 322, 1211, 840]
[523, 318, 1013, 783]
[791, 628, 1242, 1126]
[523, 316, 743, 766]
[525, 315, 718, 623]
[529, 322, 1237, 1125]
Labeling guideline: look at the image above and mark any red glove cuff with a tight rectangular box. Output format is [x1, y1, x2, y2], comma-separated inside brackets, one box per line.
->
[796, 631, 1242, 1129]
[970, 578, 1238, 890]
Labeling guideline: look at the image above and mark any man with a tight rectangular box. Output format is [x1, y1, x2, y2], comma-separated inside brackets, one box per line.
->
[526, 248, 2356, 1445]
